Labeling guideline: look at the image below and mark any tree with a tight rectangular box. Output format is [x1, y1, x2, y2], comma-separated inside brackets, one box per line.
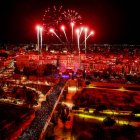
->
[25, 90, 37, 106]
[14, 65, 20, 74]
[11, 87, 18, 98]
[97, 105, 107, 111]
[59, 104, 70, 129]
[72, 105, 79, 111]
[44, 64, 57, 76]
[84, 107, 89, 113]
[85, 80, 90, 86]
[103, 117, 116, 126]
[23, 66, 30, 77]
[83, 68, 86, 79]
[0, 88, 4, 98]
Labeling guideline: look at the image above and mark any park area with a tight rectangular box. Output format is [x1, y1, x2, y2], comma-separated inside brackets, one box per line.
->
[71, 84, 140, 140]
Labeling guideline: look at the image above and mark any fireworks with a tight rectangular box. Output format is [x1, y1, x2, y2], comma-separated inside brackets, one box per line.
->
[62, 9, 82, 23]
[42, 6, 95, 53]
[49, 28, 64, 44]
[43, 5, 63, 33]
[61, 25, 69, 42]
[43, 6, 82, 33]
[36, 25, 43, 52]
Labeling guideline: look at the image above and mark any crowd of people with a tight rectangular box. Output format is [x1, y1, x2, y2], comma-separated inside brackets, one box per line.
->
[19, 78, 67, 140]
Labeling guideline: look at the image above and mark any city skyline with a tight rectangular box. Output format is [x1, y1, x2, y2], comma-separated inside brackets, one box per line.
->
[0, 0, 140, 44]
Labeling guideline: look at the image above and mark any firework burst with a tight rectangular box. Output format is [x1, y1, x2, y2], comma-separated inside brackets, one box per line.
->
[43, 6, 83, 34]
[62, 9, 82, 23]
[43, 5, 63, 33]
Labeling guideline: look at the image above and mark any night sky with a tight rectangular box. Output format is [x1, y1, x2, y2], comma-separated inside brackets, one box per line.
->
[0, 0, 140, 44]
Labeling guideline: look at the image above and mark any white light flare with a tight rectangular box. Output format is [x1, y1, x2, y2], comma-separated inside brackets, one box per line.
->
[61, 25, 69, 43]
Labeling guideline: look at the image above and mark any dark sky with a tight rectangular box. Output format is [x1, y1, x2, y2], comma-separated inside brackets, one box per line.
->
[0, 0, 140, 44]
